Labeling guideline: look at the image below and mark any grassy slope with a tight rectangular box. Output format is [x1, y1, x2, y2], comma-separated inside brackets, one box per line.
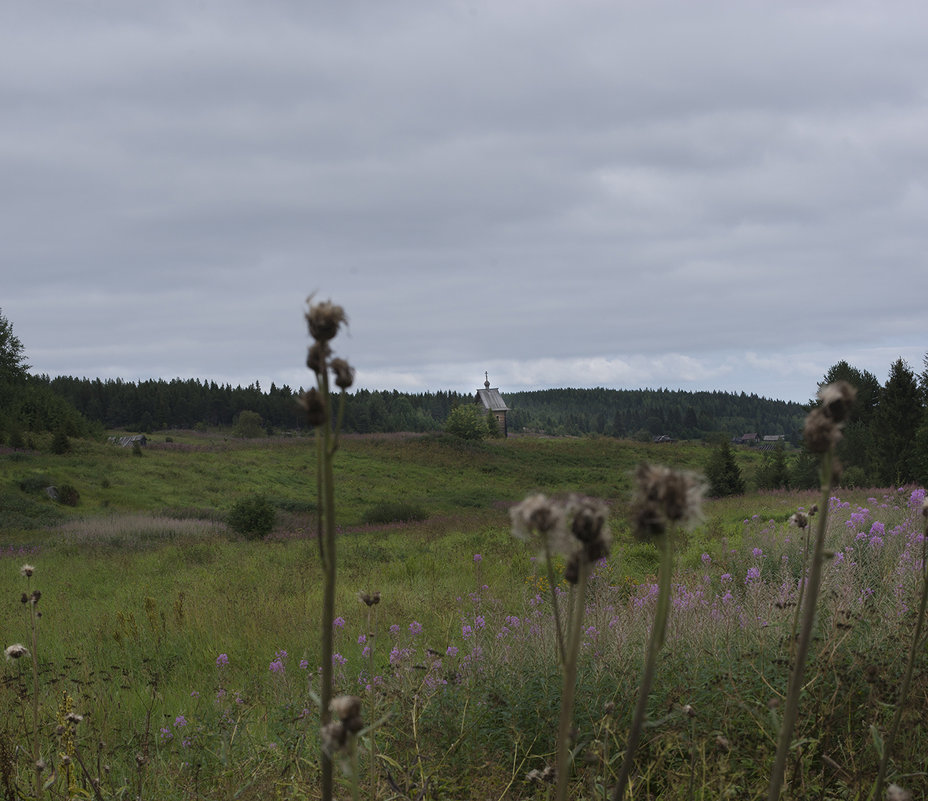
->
[3, 432, 913, 798]
[1, 431, 758, 526]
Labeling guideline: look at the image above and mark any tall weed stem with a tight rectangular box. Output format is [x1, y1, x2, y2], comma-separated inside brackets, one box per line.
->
[555, 560, 589, 801]
[304, 296, 352, 801]
[612, 530, 674, 801]
[766, 450, 833, 801]
[869, 504, 928, 801]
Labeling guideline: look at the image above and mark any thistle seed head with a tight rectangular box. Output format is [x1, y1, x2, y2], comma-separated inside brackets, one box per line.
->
[305, 296, 347, 343]
[320, 720, 348, 755]
[817, 380, 856, 424]
[510, 494, 571, 555]
[20, 564, 35, 578]
[4, 644, 28, 660]
[329, 694, 362, 722]
[886, 785, 912, 801]
[359, 590, 381, 606]
[526, 765, 555, 784]
[298, 388, 326, 426]
[803, 407, 842, 454]
[789, 511, 808, 529]
[330, 358, 355, 390]
[306, 342, 330, 375]
[566, 494, 608, 544]
[632, 463, 704, 540]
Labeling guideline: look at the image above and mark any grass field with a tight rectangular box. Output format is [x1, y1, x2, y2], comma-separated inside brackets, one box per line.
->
[1, 432, 925, 799]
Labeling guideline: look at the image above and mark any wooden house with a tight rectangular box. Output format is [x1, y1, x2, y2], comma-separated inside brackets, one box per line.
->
[474, 373, 509, 437]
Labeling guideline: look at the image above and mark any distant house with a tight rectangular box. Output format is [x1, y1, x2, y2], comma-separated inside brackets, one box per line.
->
[474, 373, 509, 437]
[108, 434, 148, 448]
[732, 433, 760, 445]
[763, 435, 785, 442]
[653, 434, 674, 444]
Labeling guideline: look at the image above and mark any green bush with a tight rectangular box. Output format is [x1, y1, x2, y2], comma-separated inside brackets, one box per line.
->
[227, 494, 277, 539]
[444, 404, 489, 440]
[18, 474, 54, 494]
[57, 484, 80, 506]
[51, 429, 71, 455]
[361, 500, 428, 525]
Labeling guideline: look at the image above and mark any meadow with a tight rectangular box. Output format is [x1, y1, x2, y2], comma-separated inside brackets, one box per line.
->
[1, 432, 925, 799]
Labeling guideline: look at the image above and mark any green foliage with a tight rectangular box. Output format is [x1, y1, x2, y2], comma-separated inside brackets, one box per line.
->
[755, 443, 790, 490]
[9, 426, 26, 451]
[705, 442, 745, 497]
[18, 473, 54, 494]
[233, 409, 265, 438]
[790, 449, 821, 490]
[361, 500, 428, 525]
[56, 483, 80, 506]
[873, 358, 923, 485]
[50, 429, 71, 455]
[226, 493, 276, 539]
[0, 308, 29, 385]
[444, 404, 490, 440]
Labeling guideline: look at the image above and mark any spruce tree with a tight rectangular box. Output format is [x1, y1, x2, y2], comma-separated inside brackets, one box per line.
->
[873, 358, 923, 485]
[705, 441, 745, 497]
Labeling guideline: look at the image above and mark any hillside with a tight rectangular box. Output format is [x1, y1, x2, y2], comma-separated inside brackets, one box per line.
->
[41, 376, 805, 440]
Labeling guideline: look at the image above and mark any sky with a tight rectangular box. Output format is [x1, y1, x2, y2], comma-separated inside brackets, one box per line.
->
[2, 1, 925, 404]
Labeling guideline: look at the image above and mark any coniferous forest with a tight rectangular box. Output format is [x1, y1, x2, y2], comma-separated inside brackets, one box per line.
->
[2, 311, 927, 487]
[38, 375, 809, 442]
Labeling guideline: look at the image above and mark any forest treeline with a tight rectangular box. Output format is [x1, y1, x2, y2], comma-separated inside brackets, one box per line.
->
[2, 310, 926, 486]
[37, 375, 806, 441]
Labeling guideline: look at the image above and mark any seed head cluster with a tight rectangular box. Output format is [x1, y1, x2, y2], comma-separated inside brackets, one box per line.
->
[510, 493, 611, 583]
[301, 296, 354, 426]
[320, 695, 364, 755]
[4, 644, 29, 660]
[358, 591, 381, 607]
[804, 380, 856, 454]
[631, 463, 704, 541]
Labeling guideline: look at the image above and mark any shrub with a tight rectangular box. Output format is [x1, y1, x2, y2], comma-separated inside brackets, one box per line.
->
[361, 500, 428, 525]
[233, 410, 265, 439]
[444, 404, 489, 440]
[227, 494, 277, 539]
[57, 484, 80, 506]
[50, 429, 71, 455]
[18, 474, 54, 494]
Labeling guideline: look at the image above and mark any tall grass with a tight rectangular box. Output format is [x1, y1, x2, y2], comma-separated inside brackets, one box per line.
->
[1, 483, 925, 798]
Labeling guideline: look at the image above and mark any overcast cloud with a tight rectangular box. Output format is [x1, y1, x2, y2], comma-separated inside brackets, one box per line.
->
[2, 0, 925, 404]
